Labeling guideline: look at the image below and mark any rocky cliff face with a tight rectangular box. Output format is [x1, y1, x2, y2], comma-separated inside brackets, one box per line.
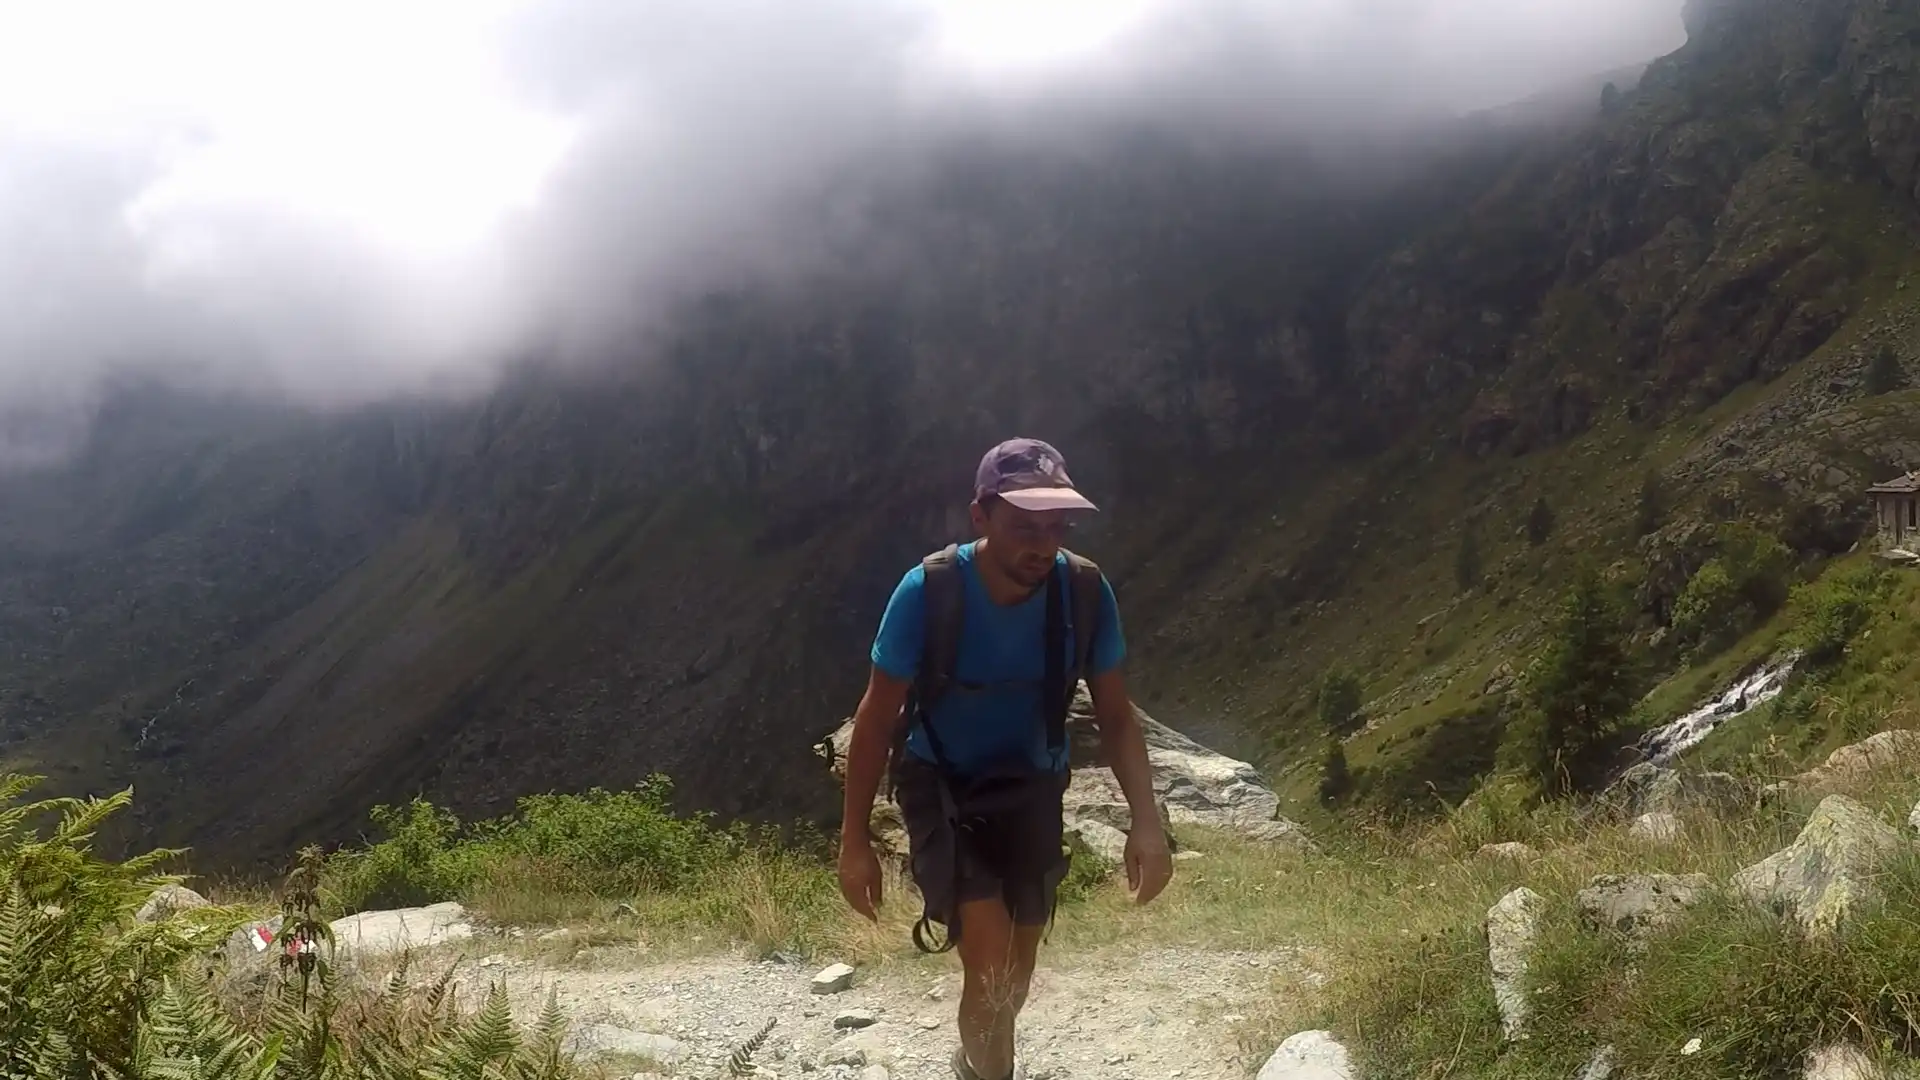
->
[7, 0, 1920, 867]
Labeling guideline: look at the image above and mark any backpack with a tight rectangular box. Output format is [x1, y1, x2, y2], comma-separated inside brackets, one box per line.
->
[891, 542, 1107, 781]
[890, 542, 1108, 954]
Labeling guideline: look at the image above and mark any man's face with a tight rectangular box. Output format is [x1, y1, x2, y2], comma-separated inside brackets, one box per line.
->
[972, 497, 1075, 588]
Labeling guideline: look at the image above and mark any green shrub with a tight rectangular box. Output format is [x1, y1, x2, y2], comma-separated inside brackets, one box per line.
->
[1319, 740, 1354, 805]
[1788, 563, 1888, 667]
[1527, 496, 1555, 546]
[324, 776, 745, 915]
[0, 776, 245, 1073]
[1670, 523, 1794, 655]
[1506, 565, 1634, 795]
[1866, 345, 1906, 396]
[1318, 667, 1364, 736]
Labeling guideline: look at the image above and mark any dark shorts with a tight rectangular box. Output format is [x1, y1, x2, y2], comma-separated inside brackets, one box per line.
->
[892, 753, 1069, 933]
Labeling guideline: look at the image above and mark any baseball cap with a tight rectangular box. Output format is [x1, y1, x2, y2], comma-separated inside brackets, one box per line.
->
[974, 438, 1098, 513]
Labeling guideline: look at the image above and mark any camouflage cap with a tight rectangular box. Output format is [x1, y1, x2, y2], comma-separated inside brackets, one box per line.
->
[974, 438, 1097, 513]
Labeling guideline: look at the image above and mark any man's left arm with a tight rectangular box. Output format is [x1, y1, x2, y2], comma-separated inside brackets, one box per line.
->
[1083, 576, 1173, 905]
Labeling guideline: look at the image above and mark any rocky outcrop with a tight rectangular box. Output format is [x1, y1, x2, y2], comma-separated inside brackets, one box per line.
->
[1764, 731, 1920, 801]
[1732, 795, 1906, 936]
[328, 901, 475, 959]
[1606, 764, 1751, 818]
[819, 685, 1312, 857]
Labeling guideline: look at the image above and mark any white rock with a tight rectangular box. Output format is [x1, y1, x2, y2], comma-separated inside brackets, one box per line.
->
[1486, 887, 1546, 1041]
[860, 1068, 892, 1080]
[136, 884, 212, 922]
[328, 902, 473, 958]
[1577, 1045, 1616, 1080]
[1629, 812, 1683, 842]
[1066, 819, 1128, 865]
[1256, 1030, 1353, 1080]
[811, 963, 856, 994]
[1804, 1044, 1882, 1080]
[833, 1008, 878, 1029]
[567, 1025, 686, 1065]
[1733, 795, 1905, 937]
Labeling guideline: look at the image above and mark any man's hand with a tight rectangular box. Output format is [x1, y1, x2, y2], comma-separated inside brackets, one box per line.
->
[838, 667, 909, 923]
[838, 837, 884, 921]
[1124, 822, 1173, 906]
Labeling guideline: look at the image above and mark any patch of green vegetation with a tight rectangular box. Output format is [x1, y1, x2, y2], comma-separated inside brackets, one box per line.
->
[0, 771, 597, 1079]
[325, 776, 776, 912]
[1786, 561, 1892, 668]
[1669, 523, 1794, 657]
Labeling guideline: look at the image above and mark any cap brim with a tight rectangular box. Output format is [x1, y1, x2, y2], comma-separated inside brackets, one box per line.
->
[998, 487, 1098, 512]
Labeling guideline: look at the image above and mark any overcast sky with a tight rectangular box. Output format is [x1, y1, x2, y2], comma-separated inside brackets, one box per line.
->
[0, 0, 1686, 439]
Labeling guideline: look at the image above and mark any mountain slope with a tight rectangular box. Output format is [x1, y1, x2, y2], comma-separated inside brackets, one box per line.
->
[8, 0, 1920, 869]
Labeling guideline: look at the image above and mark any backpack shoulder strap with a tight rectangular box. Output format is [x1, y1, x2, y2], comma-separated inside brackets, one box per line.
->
[917, 543, 965, 718]
[1062, 549, 1105, 686]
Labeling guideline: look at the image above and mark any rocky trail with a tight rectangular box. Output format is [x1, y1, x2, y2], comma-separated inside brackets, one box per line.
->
[471, 937, 1296, 1079]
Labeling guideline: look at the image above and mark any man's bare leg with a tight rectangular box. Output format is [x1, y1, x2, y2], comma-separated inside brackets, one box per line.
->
[955, 899, 1045, 1079]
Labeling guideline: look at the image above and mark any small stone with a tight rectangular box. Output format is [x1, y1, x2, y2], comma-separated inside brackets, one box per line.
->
[812, 963, 856, 994]
[833, 1009, 877, 1030]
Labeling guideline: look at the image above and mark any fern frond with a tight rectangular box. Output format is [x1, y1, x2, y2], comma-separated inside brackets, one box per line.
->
[423, 982, 519, 1080]
[728, 1017, 778, 1077]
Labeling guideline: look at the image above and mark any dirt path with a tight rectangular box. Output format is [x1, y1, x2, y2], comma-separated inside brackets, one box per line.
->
[481, 939, 1300, 1079]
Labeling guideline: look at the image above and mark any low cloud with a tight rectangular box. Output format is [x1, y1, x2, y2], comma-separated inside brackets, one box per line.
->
[0, 0, 1688, 443]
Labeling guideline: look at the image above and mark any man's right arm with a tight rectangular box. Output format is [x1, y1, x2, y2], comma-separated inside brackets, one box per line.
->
[840, 666, 911, 849]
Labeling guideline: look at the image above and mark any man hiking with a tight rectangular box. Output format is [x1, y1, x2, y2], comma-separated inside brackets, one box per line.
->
[837, 437, 1173, 1080]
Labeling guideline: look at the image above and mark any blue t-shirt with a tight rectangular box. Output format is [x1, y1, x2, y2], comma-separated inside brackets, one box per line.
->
[870, 542, 1125, 775]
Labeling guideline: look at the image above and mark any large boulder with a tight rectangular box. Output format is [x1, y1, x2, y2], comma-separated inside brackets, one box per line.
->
[1576, 873, 1712, 939]
[818, 683, 1311, 852]
[1732, 795, 1906, 936]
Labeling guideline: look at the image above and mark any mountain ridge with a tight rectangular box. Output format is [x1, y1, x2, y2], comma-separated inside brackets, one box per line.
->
[7, 0, 1920, 869]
